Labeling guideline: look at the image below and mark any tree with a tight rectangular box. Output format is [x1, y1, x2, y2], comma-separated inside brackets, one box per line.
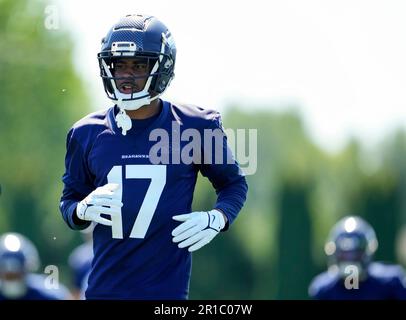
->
[0, 0, 90, 272]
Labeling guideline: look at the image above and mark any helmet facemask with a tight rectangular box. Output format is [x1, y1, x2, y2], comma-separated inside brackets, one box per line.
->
[99, 53, 162, 111]
[0, 257, 28, 299]
[97, 28, 175, 135]
[328, 234, 370, 278]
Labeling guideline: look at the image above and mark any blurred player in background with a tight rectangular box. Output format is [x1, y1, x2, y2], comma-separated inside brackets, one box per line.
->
[309, 216, 406, 300]
[68, 224, 94, 299]
[0, 232, 71, 300]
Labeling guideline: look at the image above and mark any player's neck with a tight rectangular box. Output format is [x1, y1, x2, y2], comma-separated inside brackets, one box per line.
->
[126, 99, 162, 120]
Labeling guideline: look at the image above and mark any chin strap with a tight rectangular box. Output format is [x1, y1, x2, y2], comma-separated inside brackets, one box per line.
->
[115, 103, 132, 135]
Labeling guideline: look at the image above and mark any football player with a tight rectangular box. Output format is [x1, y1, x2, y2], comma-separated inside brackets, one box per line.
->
[0, 232, 69, 300]
[309, 216, 406, 300]
[59, 14, 248, 299]
[68, 224, 94, 299]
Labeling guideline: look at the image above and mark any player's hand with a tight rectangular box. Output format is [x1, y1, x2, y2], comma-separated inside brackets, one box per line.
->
[172, 210, 226, 252]
[76, 183, 123, 226]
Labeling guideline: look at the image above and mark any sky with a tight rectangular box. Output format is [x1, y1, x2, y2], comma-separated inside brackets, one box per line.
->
[57, 0, 406, 152]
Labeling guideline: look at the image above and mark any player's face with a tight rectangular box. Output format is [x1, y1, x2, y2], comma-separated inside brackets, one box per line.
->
[113, 58, 149, 94]
[0, 271, 27, 299]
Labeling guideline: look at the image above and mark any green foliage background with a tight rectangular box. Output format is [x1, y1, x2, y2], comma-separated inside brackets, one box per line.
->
[1, 0, 406, 299]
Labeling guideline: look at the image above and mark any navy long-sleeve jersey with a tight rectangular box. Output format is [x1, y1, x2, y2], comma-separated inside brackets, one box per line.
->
[309, 262, 406, 300]
[60, 100, 248, 299]
[0, 286, 58, 301]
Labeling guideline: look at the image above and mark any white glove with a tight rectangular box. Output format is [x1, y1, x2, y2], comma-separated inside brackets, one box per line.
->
[76, 183, 123, 226]
[172, 209, 226, 252]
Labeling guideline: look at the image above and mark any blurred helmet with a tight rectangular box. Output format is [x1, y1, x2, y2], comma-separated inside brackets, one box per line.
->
[324, 216, 378, 276]
[97, 14, 176, 112]
[80, 222, 95, 243]
[0, 232, 40, 273]
[0, 233, 40, 298]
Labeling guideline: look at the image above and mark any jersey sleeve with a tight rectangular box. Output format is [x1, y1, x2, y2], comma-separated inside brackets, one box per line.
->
[198, 112, 248, 230]
[59, 128, 95, 230]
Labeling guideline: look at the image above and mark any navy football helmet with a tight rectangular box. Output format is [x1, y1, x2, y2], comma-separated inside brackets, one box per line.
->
[0, 233, 40, 299]
[324, 216, 378, 275]
[0, 232, 40, 274]
[98, 14, 176, 112]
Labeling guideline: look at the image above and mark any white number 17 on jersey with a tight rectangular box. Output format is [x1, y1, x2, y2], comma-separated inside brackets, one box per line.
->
[107, 165, 166, 239]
